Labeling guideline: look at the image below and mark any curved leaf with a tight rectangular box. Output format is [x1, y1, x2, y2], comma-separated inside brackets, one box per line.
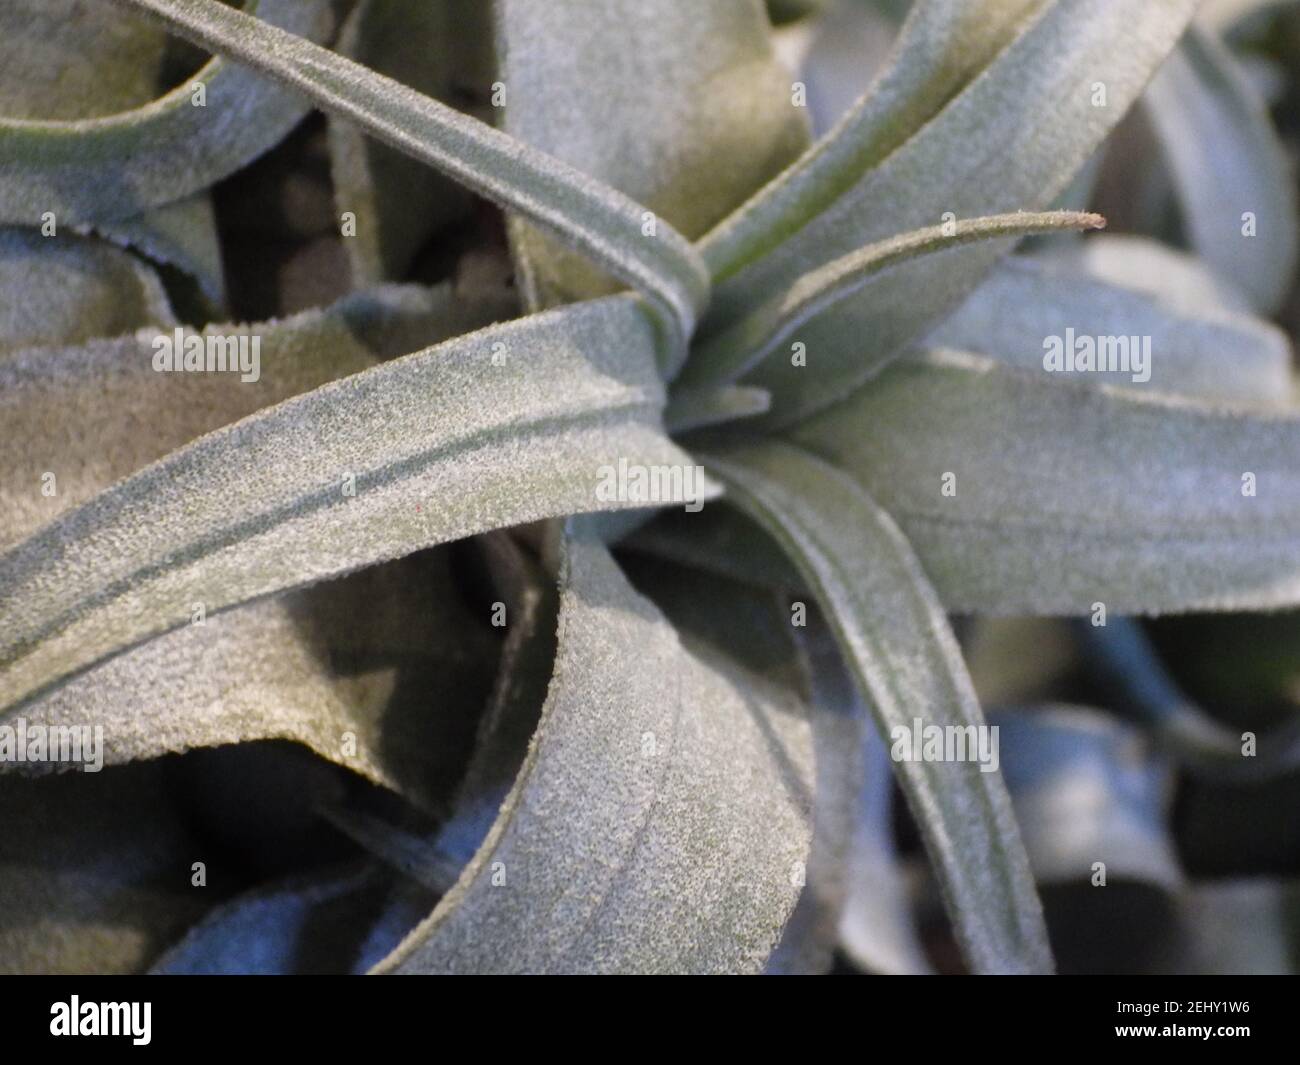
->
[703, 439, 1052, 974]
[10, 551, 498, 810]
[0, 227, 175, 356]
[1143, 24, 1298, 313]
[700, 0, 1045, 281]
[0, 295, 698, 711]
[114, 0, 711, 364]
[495, 0, 807, 312]
[376, 531, 814, 974]
[1078, 616, 1300, 780]
[0, 0, 335, 224]
[1, 283, 492, 547]
[86, 193, 228, 308]
[684, 210, 1103, 389]
[795, 347, 1300, 614]
[926, 251, 1293, 405]
[702, 0, 1197, 425]
[995, 705, 1181, 890]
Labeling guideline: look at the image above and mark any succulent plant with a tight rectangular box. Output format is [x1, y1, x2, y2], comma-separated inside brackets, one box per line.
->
[3, 0, 1300, 976]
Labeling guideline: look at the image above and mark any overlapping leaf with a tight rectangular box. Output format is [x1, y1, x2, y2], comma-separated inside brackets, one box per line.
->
[495, 0, 808, 312]
[0, 295, 701, 711]
[376, 532, 814, 974]
[794, 348, 1300, 614]
[0, 228, 175, 355]
[0, 0, 335, 224]
[926, 251, 1294, 404]
[114, 0, 710, 364]
[702, 0, 1198, 425]
[703, 440, 1052, 974]
[1143, 24, 1297, 313]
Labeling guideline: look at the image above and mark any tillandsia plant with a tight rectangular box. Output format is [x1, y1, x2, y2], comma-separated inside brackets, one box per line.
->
[3, 0, 1300, 979]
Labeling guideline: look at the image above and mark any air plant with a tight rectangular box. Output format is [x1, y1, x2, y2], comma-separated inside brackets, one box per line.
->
[2, 0, 1299, 975]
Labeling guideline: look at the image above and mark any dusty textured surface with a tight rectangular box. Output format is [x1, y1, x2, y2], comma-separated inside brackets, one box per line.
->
[0, 0, 334, 224]
[0, 295, 694, 709]
[378, 535, 814, 974]
[706, 0, 1199, 426]
[706, 440, 1050, 973]
[497, 0, 808, 309]
[0, 228, 175, 355]
[796, 348, 1300, 614]
[0, 283, 500, 548]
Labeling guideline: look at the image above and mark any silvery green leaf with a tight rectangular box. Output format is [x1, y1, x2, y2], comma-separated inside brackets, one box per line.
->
[10, 551, 498, 811]
[495, 0, 807, 312]
[612, 552, 829, 973]
[327, 0, 481, 285]
[85, 194, 228, 308]
[0, 0, 191, 119]
[701, 0, 1197, 426]
[115, 0, 710, 365]
[1142, 25, 1297, 313]
[925, 252, 1293, 404]
[702, 440, 1052, 974]
[684, 210, 1103, 390]
[0, 763, 212, 974]
[779, 0, 901, 136]
[2, 286, 509, 802]
[1, 283, 496, 547]
[772, 611, 932, 975]
[375, 532, 814, 974]
[700, 0, 1046, 282]
[794, 347, 1300, 615]
[0, 228, 175, 356]
[994, 705, 1181, 890]
[0, 294, 696, 712]
[0, 0, 335, 225]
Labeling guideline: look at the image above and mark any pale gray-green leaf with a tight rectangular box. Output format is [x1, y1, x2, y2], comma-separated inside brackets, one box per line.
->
[115, 0, 710, 363]
[664, 384, 771, 435]
[10, 552, 498, 811]
[795, 347, 1300, 614]
[925, 252, 1293, 404]
[495, 0, 807, 314]
[84, 193, 228, 308]
[0, 227, 175, 356]
[1143, 24, 1298, 313]
[703, 0, 1197, 425]
[2, 283, 497, 546]
[700, 0, 1044, 280]
[376, 532, 814, 974]
[0, 0, 334, 224]
[995, 705, 1181, 890]
[0, 295, 694, 711]
[703, 439, 1052, 974]
[684, 210, 1103, 390]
